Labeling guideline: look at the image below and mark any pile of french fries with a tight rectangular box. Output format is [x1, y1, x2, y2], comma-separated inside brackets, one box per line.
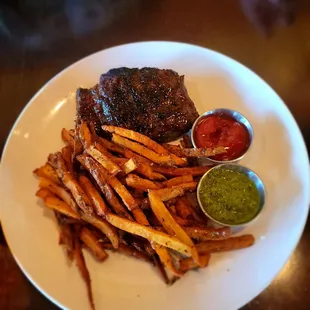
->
[33, 122, 255, 310]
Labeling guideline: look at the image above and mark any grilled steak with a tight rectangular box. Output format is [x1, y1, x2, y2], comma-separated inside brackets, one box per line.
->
[76, 67, 199, 142]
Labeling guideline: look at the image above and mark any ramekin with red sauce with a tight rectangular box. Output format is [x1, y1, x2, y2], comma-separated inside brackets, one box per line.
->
[191, 109, 253, 164]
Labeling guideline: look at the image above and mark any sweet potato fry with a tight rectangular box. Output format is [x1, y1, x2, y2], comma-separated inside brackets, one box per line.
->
[197, 235, 255, 254]
[86, 145, 121, 176]
[151, 187, 185, 201]
[183, 227, 231, 241]
[126, 174, 162, 191]
[74, 233, 95, 310]
[33, 163, 61, 185]
[103, 125, 186, 165]
[48, 152, 94, 215]
[103, 243, 152, 263]
[112, 134, 176, 166]
[152, 165, 211, 177]
[80, 227, 108, 261]
[36, 190, 80, 219]
[179, 254, 210, 272]
[163, 175, 194, 187]
[148, 191, 199, 264]
[79, 121, 93, 149]
[39, 177, 79, 213]
[105, 213, 192, 256]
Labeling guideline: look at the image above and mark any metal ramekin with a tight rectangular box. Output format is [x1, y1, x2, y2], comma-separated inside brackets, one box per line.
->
[197, 164, 266, 227]
[191, 108, 254, 164]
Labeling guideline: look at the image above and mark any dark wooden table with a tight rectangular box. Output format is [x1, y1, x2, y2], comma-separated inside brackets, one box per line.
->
[1, 1, 310, 309]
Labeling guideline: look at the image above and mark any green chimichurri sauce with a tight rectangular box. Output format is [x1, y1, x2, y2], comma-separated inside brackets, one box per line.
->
[199, 168, 260, 225]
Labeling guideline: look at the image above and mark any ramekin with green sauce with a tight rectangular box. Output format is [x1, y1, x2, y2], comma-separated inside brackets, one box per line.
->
[197, 164, 265, 226]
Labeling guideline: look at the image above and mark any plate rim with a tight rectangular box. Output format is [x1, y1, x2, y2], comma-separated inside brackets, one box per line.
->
[1, 40, 309, 310]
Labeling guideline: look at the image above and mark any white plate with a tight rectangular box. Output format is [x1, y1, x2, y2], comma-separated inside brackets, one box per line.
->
[0, 42, 309, 310]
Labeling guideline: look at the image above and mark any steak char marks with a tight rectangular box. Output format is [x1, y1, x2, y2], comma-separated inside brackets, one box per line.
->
[77, 67, 199, 142]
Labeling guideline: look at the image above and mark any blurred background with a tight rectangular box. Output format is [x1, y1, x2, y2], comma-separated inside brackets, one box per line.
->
[1, 0, 310, 309]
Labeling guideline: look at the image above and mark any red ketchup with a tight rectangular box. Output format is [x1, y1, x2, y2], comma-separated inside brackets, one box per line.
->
[193, 114, 250, 161]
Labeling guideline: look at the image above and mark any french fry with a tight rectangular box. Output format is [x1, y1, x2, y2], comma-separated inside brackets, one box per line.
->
[120, 158, 137, 175]
[61, 128, 83, 155]
[175, 198, 193, 219]
[112, 134, 176, 166]
[33, 163, 61, 185]
[172, 182, 197, 192]
[81, 214, 120, 249]
[48, 152, 94, 216]
[162, 143, 226, 158]
[135, 161, 166, 181]
[181, 135, 198, 166]
[86, 145, 121, 176]
[78, 175, 110, 217]
[80, 227, 108, 261]
[153, 254, 169, 284]
[179, 254, 210, 272]
[97, 136, 125, 154]
[151, 187, 185, 201]
[163, 175, 194, 187]
[79, 121, 93, 149]
[105, 213, 192, 256]
[39, 177, 79, 213]
[77, 154, 133, 220]
[103, 125, 170, 154]
[97, 136, 152, 165]
[182, 146, 226, 158]
[171, 215, 198, 227]
[152, 243, 184, 277]
[102, 125, 186, 165]
[196, 235, 255, 254]
[152, 165, 211, 177]
[126, 174, 162, 191]
[36, 188, 53, 199]
[84, 154, 138, 212]
[36, 190, 80, 219]
[61, 128, 75, 148]
[78, 175, 120, 248]
[181, 134, 193, 148]
[61, 146, 75, 176]
[148, 191, 199, 264]
[74, 232, 95, 310]
[103, 243, 152, 263]
[175, 196, 205, 224]
[183, 227, 231, 241]
[54, 212, 75, 262]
